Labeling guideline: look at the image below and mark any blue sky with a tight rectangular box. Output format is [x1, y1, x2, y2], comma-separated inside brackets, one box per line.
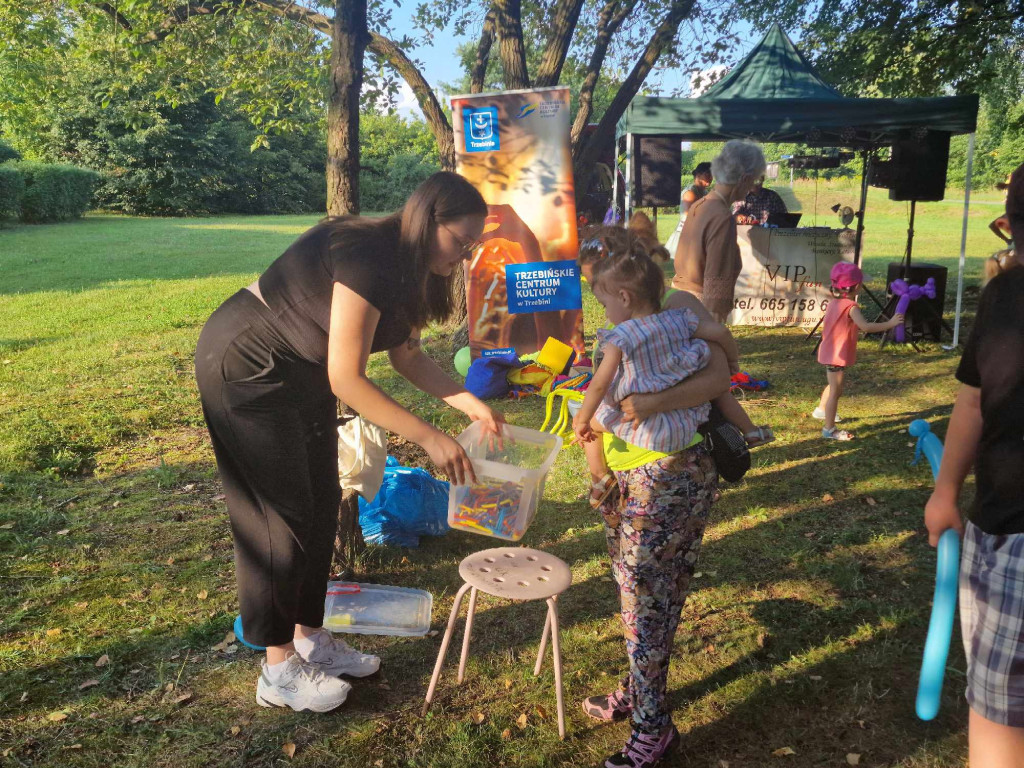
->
[380, 10, 764, 117]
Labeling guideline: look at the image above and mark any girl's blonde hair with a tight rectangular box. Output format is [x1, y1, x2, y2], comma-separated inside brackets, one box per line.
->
[984, 249, 1018, 285]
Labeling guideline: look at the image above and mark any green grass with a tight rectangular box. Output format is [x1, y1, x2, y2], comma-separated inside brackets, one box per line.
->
[0, 185, 994, 766]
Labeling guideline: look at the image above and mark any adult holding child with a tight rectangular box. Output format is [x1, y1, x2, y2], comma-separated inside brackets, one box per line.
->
[673, 140, 766, 322]
[194, 172, 504, 713]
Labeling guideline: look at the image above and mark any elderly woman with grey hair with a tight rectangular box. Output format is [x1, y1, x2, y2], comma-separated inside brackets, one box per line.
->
[672, 140, 766, 321]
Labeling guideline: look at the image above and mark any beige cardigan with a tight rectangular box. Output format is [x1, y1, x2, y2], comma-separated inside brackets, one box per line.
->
[671, 193, 741, 322]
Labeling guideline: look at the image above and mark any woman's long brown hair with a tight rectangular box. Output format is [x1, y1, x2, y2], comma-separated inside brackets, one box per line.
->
[326, 172, 487, 328]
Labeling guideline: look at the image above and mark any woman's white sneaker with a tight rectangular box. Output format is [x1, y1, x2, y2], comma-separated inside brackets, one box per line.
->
[296, 628, 380, 678]
[256, 654, 351, 712]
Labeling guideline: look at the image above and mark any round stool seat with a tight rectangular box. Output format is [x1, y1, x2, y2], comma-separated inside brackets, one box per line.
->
[459, 547, 571, 600]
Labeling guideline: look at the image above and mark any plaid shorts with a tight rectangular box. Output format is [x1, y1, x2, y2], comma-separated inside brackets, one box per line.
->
[959, 521, 1024, 727]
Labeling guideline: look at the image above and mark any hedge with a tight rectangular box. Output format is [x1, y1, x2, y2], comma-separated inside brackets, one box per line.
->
[0, 163, 25, 219]
[17, 162, 100, 223]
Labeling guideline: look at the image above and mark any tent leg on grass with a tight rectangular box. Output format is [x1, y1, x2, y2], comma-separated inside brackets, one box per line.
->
[946, 132, 975, 350]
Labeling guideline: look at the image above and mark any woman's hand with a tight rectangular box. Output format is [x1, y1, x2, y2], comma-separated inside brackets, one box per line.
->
[924, 488, 964, 547]
[461, 397, 506, 451]
[422, 431, 476, 486]
[617, 392, 654, 428]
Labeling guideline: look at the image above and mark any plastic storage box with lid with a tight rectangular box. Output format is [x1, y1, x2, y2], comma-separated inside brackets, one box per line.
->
[447, 422, 562, 541]
[323, 582, 433, 636]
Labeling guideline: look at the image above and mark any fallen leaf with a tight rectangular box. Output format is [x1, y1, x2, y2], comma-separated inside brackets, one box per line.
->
[857, 720, 866, 729]
[692, 572, 703, 579]
[282, 742, 296, 758]
[500, 728, 512, 741]
[535, 704, 548, 720]
[229, 726, 241, 736]
[56, 529, 70, 536]
[516, 712, 529, 729]
[864, 496, 877, 506]
[400, 557, 410, 564]
[46, 628, 62, 637]
[95, 654, 109, 667]
[47, 711, 68, 722]
[0, 522, 14, 529]
[131, 715, 145, 724]
[504, 679, 513, 690]
[772, 746, 796, 756]
[68, 744, 83, 750]
[74, 602, 89, 609]
[804, 532, 816, 538]
[822, 493, 834, 502]
[846, 755, 861, 766]
[183, 484, 196, 492]
[719, 762, 730, 768]
[79, 679, 100, 690]
[172, 692, 193, 706]
[213, 493, 226, 501]
[165, 683, 175, 692]
[196, 590, 208, 600]
[166, 557, 175, 565]
[427, 630, 439, 638]
[224, 631, 236, 644]
[202, 554, 213, 562]
[20, 692, 28, 703]
[809, 675, 822, 681]
[471, 712, 486, 725]
[224, 644, 238, 655]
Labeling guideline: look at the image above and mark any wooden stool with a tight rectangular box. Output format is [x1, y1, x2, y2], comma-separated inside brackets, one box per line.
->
[421, 547, 572, 738]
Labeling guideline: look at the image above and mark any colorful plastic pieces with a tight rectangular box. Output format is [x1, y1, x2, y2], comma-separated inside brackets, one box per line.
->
[730, 371, 770, 391]
[451, 479, 525, 539]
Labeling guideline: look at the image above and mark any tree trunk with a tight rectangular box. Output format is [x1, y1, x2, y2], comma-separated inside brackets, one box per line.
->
[333, 488, 364, 577]
[495, 0, 530, 89]
[326, 0, 368, 216]
[573, 0, 695, 199]
[534, 0, 586, 87]
[471, 9, 497, 93]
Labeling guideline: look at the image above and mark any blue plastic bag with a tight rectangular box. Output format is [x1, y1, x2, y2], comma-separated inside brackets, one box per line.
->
[464, 351, 523, 400]
[357, 457, 450, 547]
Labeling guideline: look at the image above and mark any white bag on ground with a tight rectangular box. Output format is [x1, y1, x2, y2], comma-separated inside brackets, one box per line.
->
[337, 416, 387, 501]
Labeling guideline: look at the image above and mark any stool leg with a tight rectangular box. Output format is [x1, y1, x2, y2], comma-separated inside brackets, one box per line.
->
[422, 582, 472, 716]
[547, 596, 566, 740]
[534, 607, 551, 676]
[457, 587, 478, 684]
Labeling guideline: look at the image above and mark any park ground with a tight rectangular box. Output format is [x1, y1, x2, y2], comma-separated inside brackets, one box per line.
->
[0, 181, 1008, 766]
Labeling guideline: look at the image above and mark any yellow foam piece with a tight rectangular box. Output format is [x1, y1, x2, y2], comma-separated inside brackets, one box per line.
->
[536, 337, 573, 375]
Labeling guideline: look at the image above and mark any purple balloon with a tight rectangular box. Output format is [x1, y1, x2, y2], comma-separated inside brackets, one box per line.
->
[889, 277, 937, 342]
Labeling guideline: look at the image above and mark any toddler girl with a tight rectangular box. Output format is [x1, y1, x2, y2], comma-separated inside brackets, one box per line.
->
[574, 246, 732, 504]
[815, 262, 903, 439]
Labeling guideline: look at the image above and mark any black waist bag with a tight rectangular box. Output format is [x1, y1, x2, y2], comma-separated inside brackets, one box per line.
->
[698, 404, 750, 482]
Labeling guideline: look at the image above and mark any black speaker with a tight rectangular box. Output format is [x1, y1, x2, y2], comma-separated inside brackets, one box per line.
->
[886, 262, 948, 341]
[888, 130, 950, 202]
[633, 136, 681, 207]
[867, 159, 894, 189]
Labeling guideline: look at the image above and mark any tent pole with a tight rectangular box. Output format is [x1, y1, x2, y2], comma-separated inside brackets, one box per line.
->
[853, 150, 869, 267]
[946, 132, 975, 350]
[624, 133, 634, 224]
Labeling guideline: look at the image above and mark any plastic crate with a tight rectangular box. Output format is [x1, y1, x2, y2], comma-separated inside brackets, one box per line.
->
[447, 422, 562, 541]
[323, 582, 433, 636]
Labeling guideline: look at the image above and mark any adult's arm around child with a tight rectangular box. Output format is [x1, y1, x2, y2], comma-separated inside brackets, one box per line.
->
[617, 345, 731, 428]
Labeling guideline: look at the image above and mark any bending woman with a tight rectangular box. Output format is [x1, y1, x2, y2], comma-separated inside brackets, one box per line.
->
[194, 172, 502, 713]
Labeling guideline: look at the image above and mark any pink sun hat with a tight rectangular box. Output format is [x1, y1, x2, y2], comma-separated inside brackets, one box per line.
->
[830, 262, 864, 289]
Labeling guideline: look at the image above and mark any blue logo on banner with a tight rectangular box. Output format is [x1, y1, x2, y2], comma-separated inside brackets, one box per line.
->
[505, 262, 582, 315]
[463, 107, 500, 152]
[482, 347, 517, 358]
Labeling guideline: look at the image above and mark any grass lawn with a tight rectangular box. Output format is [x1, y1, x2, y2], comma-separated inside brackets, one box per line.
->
[0, 182, 1003, 766]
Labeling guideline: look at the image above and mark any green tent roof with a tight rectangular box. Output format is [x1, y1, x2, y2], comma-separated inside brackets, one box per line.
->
[701, 24, 841, 101]
[617, 25, 978, 144]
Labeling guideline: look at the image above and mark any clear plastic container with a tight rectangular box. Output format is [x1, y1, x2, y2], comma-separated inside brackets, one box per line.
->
[323, 582, 433, 636]
[447, 422, 562, 541]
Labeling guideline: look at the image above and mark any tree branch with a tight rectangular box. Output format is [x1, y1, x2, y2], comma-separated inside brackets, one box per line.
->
[569, 0, 637, 151]
[574, 0, 697, 189]
[534, 0, 586, 88]
[470, 8, 497, 94]
[368, 32, 455, 170]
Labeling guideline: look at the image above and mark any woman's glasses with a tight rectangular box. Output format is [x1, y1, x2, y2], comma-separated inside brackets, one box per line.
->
[441, 222, 482, 255]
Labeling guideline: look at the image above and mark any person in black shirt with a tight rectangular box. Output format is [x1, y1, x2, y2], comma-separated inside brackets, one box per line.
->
[924, 160, 1024, 764]
[194, 172, 501, 712]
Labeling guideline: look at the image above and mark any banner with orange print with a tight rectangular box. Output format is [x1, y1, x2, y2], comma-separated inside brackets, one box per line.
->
[451, 86, 584, 359]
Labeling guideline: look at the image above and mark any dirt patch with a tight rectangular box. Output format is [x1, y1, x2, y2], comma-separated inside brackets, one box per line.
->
[386, 435, 431, 470]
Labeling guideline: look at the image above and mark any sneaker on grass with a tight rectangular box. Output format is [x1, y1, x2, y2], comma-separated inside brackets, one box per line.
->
[582, 685, 633, 722]
[295, 627, 380, 678]
[605, 726, 679, 768]
[256, 654, 351, 712]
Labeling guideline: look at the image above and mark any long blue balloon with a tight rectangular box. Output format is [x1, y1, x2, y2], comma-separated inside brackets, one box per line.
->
[909, 419, 944, 482]
[915, 529, 960, 720]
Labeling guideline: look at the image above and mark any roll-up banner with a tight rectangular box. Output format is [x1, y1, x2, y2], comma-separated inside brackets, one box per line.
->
[451, 86, 584, 359]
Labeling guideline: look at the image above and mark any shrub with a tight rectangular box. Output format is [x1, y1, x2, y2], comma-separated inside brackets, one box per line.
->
[360, 153, 441, 213]
[0, 163, 25, 219]
[0, 139, 21, 163]
[17, 162, 100, 222]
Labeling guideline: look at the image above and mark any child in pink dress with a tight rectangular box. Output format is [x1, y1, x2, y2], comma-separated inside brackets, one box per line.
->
[816, 262, 903, 439]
